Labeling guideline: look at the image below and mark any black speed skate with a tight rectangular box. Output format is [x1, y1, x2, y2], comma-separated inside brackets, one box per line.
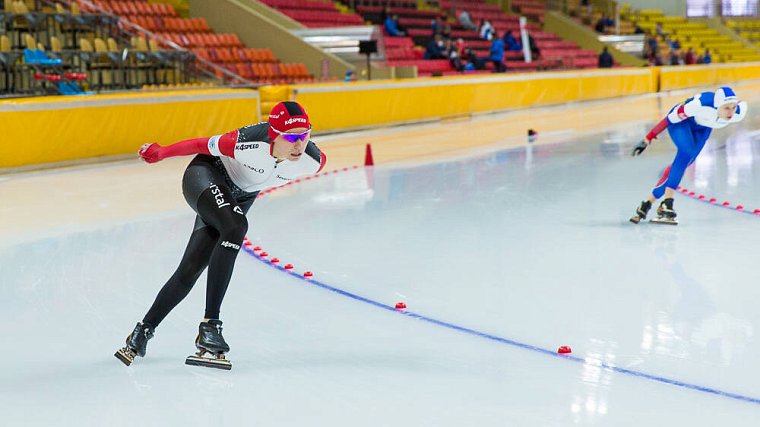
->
[651, 198, 678, 225]
[185, 320, 232, 370]
[629, 200, 652, 224]
[115, 322, 155, 366]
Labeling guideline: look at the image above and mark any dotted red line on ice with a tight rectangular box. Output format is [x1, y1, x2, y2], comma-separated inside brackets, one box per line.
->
[675, 185, 760, 217]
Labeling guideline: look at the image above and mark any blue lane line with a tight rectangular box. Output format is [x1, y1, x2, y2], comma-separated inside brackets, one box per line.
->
[243, 247, 760, 407]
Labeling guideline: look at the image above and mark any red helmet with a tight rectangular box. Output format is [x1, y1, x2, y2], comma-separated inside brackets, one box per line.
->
[268, 101, 310, 142]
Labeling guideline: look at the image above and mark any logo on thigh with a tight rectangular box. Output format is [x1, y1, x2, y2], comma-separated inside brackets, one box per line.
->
[220, 241, 241, 250]
[233, 206, 243, 215]
[209, 183, 230, 208]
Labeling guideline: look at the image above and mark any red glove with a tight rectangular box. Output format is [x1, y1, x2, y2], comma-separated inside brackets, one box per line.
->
[138, 143, 164, 163]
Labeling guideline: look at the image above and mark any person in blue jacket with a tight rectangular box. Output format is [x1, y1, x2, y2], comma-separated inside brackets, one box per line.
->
[489, 32, 506, 72]
[384, 14, 405, 37]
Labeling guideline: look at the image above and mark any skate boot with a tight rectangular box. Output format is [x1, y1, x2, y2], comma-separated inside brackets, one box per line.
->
[185, 320, 232, 370]
[652, 198, 678, 225]
[629, 200, 652, 224]
[115, 322, 155, 366]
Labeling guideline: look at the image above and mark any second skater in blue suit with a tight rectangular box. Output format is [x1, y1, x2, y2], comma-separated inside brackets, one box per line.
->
[630, 87, 747, 223]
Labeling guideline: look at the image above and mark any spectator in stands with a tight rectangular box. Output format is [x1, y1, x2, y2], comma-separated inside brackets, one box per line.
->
[431, 15, 442, 36]
[454, 38, 466, 58]
[344, 70, 355, 82]
[458, 10, 477, 32]
[424, 34, 446, 60]
[439, 16, 452, 39]
[503, 30, 522, 52]
[670, 38, 681, 50]
[669, 49, 682, 66]
[441, 21, 451, 39]
[594, 16, 606, 33]
[384, 13, 405, 37]
[645, 33, 658, 58]
[701, 48, 712, 64]
[464, 47, 485, 70]
[580, 0, 592, 16]
[634, 23, 645, 34]
[489, 32, 506, 72]
[444, 38, 464, 71]
[479, 19, 494, 41]
[432, 15, 451, 38]
[598, 46, 613, 68]
[595, 15, 612, 33]
[648, 48, 664, 66]
[528, 33, 540, 58]
[655, 22, 666, 38]
[684, 47, 697, 65]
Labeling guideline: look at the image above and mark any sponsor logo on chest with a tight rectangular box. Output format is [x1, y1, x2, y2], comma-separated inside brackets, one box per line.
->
[245, 164, 265, 173]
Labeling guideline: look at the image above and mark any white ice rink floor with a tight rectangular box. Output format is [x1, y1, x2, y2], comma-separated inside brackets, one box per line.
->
[2, 93, 760, 426]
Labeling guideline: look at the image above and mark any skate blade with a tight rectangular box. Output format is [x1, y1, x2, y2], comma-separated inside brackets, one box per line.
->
[185, 355, 232, 370]
[114, 348, 135, 366]
[629, 216, 642, 224]
[650, 217, 678, 225]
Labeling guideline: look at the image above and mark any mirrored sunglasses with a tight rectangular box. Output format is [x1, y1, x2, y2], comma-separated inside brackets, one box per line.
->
[271, 125, 311, 143]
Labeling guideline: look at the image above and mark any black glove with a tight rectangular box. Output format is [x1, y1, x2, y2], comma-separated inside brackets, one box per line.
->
[631, 140, 648, 156]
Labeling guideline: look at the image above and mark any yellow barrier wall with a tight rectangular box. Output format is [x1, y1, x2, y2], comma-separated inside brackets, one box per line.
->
[0, 89, 260, 168]
[4, 63, 760, 169]
[659, 62, 760, 91]
[291, 69, 654, 131]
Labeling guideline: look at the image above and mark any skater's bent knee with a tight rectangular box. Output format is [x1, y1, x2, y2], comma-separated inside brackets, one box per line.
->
[218, 215, 247, 244]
